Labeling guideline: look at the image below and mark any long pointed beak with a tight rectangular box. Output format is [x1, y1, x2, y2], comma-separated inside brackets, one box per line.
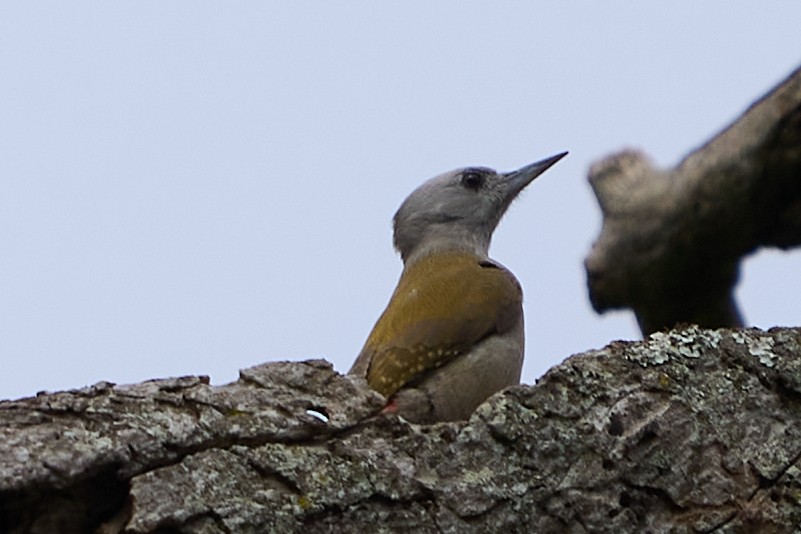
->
[503, 151, 568, 197]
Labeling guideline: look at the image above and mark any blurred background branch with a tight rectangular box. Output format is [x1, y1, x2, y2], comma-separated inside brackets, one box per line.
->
[586, 64, 801, 334]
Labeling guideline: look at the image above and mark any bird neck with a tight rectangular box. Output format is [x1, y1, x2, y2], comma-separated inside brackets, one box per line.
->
[401, 234, 490, 269]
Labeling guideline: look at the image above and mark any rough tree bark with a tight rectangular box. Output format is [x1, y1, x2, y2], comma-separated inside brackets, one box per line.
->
[4, 64, 801, 534]
[1, 326, 801, 533]
[585, 64, 801, 335]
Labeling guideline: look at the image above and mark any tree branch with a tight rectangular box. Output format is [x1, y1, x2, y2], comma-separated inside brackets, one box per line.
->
[585, 64, 801, 334]
[2, 327, 801, 532]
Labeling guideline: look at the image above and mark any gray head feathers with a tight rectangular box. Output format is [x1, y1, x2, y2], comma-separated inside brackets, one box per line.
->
[392, 152, 567, 264]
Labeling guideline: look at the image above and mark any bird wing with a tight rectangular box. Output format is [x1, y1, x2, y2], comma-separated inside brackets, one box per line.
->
[352, 253, 522, 397]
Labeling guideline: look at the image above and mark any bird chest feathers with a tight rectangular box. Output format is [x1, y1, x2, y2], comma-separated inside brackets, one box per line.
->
[359, 252, 523, 397]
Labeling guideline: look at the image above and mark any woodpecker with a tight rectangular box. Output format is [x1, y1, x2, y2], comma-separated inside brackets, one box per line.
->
[349, 152, 567, 423]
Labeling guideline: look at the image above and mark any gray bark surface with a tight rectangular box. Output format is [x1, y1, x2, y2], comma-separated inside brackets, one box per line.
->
[2, 327, 801, 533]
[585, 65, 801, 334]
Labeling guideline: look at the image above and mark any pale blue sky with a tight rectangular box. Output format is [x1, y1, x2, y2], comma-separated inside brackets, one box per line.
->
[2, 3, 800, 400]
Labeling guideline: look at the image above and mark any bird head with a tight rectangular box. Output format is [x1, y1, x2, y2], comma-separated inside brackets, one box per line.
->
[393, 152, 567, 264]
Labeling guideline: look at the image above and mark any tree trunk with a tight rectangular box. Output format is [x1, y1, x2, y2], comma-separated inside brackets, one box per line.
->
[2, 327, 800, 533]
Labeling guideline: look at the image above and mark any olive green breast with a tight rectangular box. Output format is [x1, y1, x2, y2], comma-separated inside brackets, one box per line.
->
[357, 251, 522, 397]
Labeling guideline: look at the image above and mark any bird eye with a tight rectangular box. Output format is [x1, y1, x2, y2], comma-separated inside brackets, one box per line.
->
[460, 170, 485, 190]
